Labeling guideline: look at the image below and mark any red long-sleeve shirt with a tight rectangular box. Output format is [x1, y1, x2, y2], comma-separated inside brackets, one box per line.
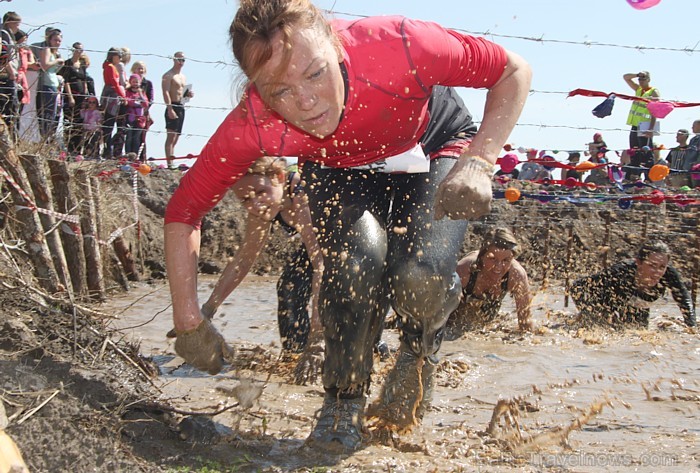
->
[102, 62, 125, 98]
[165, 16, 507, 228]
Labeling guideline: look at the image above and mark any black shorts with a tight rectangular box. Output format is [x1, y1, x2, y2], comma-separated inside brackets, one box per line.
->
[164, 103, 185, 133]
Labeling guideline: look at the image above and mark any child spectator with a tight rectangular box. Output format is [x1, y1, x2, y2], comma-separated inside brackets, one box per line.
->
[14, 29, 34, 115]
[124, 74, 149, 155]
[590, 132, 607, 155]
[80, 96, 102, 159]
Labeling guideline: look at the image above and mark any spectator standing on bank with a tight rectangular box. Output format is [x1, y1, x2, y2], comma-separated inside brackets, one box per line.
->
[689, 120, 700, 188]
[13, 29, 33, 117]
[564, 151, 583, 181]
[161, 51, 193, 169]
[623, 71, 659, 149]
[110, 46, 131, 157]
[0, 11, 22, 141]
[131, 60, 154, 161]
[99, 47, 126, 158]
[123, 74, 149, 155]
[665, 128, 697, 188]
[37, 28, 64, 142]
[79, 95, 102, 159]
[59, 42, 92, 154]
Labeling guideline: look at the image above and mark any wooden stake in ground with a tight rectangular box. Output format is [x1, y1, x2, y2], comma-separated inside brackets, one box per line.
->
[0, 118, 61, 294]
[75, 169, 106, 301]
[19, 154, 73, 292]
[47, 159, 88, 298]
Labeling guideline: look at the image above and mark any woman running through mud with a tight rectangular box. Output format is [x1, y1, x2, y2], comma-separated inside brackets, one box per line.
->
[571, 240, 696, 328]
[444, 227, 533, 339]
[164, 0, 531, 453]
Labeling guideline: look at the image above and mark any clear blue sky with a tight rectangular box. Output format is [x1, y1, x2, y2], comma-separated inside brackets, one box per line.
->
[13, 0, 700, 164]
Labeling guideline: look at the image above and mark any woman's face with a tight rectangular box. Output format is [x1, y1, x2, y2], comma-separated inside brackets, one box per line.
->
[111, 54, 121, 65]
[481, 246, 515, 278]
[255, 26, 344, 139]
[635, 252, 669, 288]
[134, 64, 146, 76]
[232, 173, 285, 221]
[49, 34, 62, 48]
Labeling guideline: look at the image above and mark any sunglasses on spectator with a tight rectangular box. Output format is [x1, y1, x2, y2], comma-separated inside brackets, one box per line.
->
[175, 58, 186, 63]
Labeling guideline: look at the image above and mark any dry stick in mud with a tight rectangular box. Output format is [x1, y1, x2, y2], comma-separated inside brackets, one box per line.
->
[19, 154, 73, 292]
[47, 159, 88, 298]
[75, 169, 106, 301]
[0, 118, 61, 294]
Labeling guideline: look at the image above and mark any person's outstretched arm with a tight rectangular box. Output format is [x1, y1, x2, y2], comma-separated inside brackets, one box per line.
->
[434, 50, 532, 220]
[201, 214, 271, 317]
[663, 265, 696, 327]
[165, 222, 203, 332]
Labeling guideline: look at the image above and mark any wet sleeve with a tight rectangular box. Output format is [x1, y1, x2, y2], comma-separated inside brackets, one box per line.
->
[663, 266, 696, 327]
[402, 18, 508, 90]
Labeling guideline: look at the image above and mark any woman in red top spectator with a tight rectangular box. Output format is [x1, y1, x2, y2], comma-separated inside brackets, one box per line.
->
[99, 47, 125, 159]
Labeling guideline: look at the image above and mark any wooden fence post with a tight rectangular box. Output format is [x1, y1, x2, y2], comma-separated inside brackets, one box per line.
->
[0, 119, 61, 293]
[47, 160, 87, 298]
[75, 169, 106, 301]
[19, 154, 73, 292]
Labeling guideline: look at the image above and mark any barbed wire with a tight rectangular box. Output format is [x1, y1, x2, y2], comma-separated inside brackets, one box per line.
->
[12, 9, 700, 160]
[324, 9, 700, 55]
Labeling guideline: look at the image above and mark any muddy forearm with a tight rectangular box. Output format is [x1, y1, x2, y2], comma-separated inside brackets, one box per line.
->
[165, 222, 203, 332]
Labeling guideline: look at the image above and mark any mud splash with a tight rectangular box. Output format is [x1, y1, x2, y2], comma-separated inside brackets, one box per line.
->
[105, 276, 699, 472]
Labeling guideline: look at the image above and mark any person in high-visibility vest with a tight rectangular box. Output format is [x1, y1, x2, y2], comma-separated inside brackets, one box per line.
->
[623, 71, 660, 149]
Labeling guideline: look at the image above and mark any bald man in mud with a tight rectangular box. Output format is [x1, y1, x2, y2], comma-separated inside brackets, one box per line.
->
[162, 51, 193, 169]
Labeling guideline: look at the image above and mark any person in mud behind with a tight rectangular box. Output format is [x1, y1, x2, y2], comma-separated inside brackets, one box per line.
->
[164, 0, 531, 453]
[444, 227, 533, 339]
[570, 240, 695, 329]
[174, 155, 327, 384]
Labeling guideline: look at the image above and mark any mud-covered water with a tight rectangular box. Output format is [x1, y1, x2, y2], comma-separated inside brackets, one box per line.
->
[106, 276, 699, 472]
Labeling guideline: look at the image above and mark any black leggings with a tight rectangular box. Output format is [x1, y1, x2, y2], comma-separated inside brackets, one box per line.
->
[276, 245, 313, 352]
[302, 157, 467, 395]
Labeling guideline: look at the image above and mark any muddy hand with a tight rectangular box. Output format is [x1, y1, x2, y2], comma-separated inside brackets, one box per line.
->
[166, 304, 217, 339]
[434, 156, 494, 220]
[293, 340, 324, 385]
[174, 318, 235, 375]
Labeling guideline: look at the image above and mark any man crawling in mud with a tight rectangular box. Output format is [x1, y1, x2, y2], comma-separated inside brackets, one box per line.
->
[570, 240, 696, 329]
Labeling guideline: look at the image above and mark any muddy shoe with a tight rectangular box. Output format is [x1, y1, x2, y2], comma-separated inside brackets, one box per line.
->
[377, 347, 435, 429]
[374, 340, 393, 361]
[306, 396, 365, 453]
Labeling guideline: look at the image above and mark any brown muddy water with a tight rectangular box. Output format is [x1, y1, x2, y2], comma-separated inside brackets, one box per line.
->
[106, 276, 699, 472]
